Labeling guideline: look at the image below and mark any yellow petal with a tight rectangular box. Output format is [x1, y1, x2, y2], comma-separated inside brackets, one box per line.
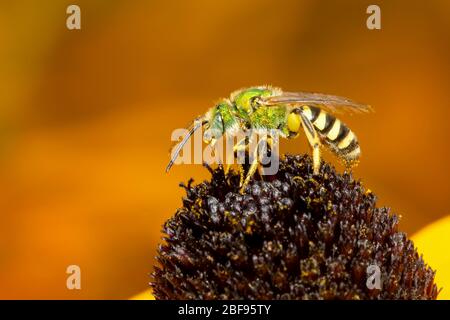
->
[412, 216, 450, 300]
[130, 289, 155, 300]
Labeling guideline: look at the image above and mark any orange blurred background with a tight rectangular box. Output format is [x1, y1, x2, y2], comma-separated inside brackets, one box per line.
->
[0, 0, 449, 299]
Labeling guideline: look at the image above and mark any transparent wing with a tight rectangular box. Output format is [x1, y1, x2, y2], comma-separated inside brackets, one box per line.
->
[262, 91, 372, 114]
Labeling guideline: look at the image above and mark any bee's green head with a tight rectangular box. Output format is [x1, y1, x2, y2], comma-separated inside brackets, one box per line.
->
[232, 87, 273, 114]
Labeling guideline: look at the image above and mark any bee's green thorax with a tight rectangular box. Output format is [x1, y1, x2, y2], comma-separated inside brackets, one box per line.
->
[250, 106, 288, 132]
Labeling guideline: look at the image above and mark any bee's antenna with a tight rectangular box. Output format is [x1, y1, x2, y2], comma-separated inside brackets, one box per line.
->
[165, 119, 207, 172]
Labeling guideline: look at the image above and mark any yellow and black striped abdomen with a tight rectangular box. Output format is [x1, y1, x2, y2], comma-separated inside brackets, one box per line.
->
[302, 106, 360, 163]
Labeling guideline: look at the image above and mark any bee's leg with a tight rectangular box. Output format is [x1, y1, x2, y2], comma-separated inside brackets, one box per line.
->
[257, 136, 273, 178]
[238, 163, 245, 187]
[257, 166, 264, 178]
[230, 144, 246, 187]
[298, 110, 321, 175]
[224, 137, 247, 176]
[209, 138, 217, 149]
[240, 148, 259, 193]
[223, 161, 232, 176]
[240, 136, 268, 193]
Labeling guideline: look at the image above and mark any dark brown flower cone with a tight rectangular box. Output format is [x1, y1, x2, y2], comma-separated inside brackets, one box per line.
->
[151, 154, 439, 299]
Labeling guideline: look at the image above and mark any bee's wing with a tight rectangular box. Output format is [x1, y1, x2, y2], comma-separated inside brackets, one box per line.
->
[263, 92, 372, 114]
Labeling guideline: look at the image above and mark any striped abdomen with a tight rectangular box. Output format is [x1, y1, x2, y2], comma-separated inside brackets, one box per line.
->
[302, 106, 360, 163]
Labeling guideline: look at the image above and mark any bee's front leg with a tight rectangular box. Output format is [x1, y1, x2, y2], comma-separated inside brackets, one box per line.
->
[224, 137, 247, 176]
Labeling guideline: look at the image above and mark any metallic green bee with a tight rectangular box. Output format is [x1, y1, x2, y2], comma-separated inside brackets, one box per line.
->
[166, 86, 371, 192]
